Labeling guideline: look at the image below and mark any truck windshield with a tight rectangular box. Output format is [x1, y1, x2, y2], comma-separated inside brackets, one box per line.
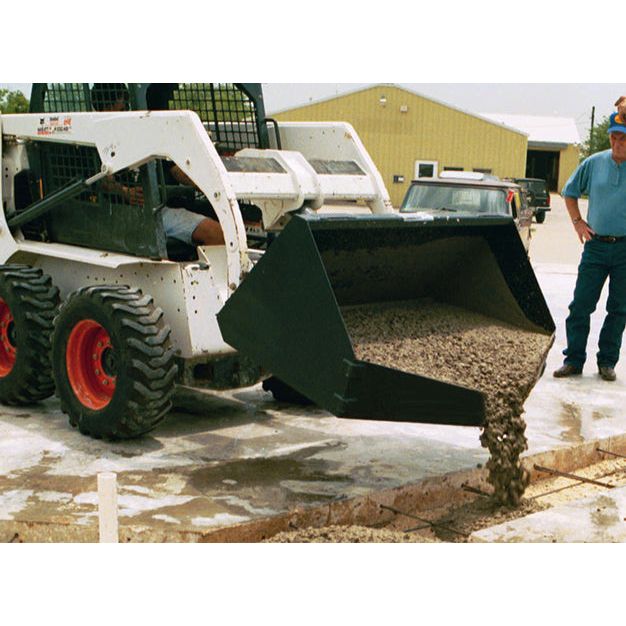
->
[400, 184, 510, 216]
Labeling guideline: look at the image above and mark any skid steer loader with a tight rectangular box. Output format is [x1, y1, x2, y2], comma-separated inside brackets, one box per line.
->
[0, 83, 555, 440]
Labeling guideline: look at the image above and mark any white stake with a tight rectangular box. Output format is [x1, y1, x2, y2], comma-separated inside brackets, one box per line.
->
[97, 472, 119, 543]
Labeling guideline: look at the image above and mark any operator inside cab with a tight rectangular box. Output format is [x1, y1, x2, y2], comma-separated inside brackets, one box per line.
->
[90, 83, 225, 248]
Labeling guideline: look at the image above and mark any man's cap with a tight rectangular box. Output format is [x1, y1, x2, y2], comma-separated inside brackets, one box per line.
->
[608, 112, 626, 134]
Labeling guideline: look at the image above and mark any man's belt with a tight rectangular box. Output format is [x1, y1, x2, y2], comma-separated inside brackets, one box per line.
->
[594, 235, 626, 243]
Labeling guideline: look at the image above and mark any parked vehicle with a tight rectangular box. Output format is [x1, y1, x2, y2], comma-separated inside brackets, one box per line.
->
[400, 173, 534, 251]
[506, 177, 551, 224]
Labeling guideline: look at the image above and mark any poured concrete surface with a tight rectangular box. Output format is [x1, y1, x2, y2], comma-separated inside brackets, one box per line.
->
[0, 390, 491, 540]
[470, 486, 626, 543]
[1, 196, 626, 541]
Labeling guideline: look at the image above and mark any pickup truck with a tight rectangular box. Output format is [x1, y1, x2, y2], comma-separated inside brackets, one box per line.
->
[505, 177, 551, 224]
[399, 172, 533, 250]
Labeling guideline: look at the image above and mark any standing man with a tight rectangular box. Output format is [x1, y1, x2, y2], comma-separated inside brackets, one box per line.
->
[554, 108, 626, 381]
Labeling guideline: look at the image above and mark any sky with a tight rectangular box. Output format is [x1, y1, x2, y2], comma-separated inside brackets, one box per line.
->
[3, 83, 624, 141]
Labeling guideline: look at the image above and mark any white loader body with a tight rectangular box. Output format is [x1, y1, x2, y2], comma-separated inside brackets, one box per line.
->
[0, 110, 392, 359]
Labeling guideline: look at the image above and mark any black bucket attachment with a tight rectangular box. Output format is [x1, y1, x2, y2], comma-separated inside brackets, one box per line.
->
[217, 213, 555, 427]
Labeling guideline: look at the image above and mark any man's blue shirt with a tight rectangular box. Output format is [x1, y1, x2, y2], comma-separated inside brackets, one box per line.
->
[562, 150, 626, 236]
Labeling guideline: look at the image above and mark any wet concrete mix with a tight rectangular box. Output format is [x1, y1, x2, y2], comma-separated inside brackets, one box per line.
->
[265, 525, 436, 543]
[342, 299, 552, 507]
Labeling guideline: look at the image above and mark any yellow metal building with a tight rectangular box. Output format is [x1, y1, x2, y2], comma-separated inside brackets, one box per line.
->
[558, 145, 582, 191]
[273, 85, 581, 207]
[273, 85, 529, 207]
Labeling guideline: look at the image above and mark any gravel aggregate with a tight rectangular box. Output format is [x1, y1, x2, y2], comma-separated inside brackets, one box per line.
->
[342, 299, 552, 506]
[265, 525, 437, 543]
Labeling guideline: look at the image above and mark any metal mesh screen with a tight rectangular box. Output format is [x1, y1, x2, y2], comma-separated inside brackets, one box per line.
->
[44, 145, 99, 192]
[26, 83, 166, 257]
[43, 83, 90, 112]
[42, 83, 131, 112]
[89, 83, 130, 112]
[42, 143, 143, 208]
[38, 83, 140, 205]
[168, 83, 259, 154]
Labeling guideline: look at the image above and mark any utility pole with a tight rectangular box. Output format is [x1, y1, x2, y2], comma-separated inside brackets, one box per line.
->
[589, 106, 596, 155]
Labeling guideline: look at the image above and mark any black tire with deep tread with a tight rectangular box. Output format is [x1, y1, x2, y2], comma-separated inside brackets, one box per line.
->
[0, 264, 60, 405]
[52, 285, 177, 439]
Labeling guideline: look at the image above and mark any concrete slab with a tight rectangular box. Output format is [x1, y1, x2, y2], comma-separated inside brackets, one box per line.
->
[1, 195, 625, 541]
[524, 262, 626, 452]
[470, 486, 626, 543]
[0, 388, 491, 540]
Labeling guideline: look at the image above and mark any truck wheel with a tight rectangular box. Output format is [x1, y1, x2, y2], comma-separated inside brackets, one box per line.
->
[0, 265, 60, 405]
[262, 376, 313, 406]
[52, 286, 178, 439]
[535, 211, 546, 224]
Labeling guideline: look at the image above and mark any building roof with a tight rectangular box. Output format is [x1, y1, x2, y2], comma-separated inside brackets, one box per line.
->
[480, 113, 581, 147]
[270, 84, 528, 138]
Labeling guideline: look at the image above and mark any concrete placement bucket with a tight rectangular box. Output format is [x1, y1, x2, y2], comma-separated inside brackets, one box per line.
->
[217, 213, 555, 427]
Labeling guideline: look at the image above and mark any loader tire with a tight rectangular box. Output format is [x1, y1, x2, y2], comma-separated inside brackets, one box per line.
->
[262, 376, 313, 406]
[0, 265, 60, 405]
[52, 285, 178, 439]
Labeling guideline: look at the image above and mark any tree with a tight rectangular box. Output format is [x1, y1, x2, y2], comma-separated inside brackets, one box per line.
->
[0, 88, 29, 113]
[581, 115, 611, 158]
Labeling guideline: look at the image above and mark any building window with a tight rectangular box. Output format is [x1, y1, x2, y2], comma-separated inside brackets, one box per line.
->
[473, 168, 493, 174]
[443, 167, 464, 172]
[415, 160, 438, 179]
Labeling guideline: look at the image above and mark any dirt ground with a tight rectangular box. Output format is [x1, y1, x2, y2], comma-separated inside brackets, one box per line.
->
[426, 455, 626, 542]
[266, 526, 437, 543]
[267, 454, 626, 543]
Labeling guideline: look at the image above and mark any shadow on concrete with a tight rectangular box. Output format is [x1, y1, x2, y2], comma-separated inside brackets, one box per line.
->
[106, 437, 166, 457]
[152, 386, 276, 439]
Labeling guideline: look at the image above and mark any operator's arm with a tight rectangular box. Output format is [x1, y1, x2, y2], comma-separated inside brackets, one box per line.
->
[564, 196, 595, 243]
[169, 164, 196, 188]
[101, 176, 143, 206]
[562, 157, 594, 244]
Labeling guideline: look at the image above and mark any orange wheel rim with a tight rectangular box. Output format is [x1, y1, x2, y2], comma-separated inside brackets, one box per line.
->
[0, 299, 16, 377]
[66, 319, 116, 410]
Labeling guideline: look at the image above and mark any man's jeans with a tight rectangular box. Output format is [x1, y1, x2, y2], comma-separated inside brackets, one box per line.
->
[563, 238, 626, 369]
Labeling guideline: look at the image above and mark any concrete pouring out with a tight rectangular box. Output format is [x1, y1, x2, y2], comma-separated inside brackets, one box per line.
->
[343, 299, 553, 506]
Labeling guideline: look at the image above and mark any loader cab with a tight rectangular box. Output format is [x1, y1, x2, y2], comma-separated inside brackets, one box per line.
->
[21, 83, 273, 259]
[21, 83, 169, 259]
